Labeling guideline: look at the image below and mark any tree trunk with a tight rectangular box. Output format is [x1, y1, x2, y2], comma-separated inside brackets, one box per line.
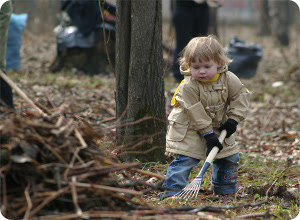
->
[115, 0, 166, 162]
[208, 7, 218, 37]
[268, 0, 290, 46]
[257, 0, 271, 36]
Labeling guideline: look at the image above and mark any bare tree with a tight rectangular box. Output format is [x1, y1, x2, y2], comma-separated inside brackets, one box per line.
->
[268, 0, 290, 46]
[257, 0, 271, 36]
[257, 0, 290, 46]
[115, 0, 166, 162]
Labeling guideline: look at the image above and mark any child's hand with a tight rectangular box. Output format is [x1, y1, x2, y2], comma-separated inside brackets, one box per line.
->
[219, 119, 238, 138]
[204, 133, 223, 156]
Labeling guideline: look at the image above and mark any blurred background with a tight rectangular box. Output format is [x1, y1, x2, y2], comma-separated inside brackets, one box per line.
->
[9, 0, 299, 76]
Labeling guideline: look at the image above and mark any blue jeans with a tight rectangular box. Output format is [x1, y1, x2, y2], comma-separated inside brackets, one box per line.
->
[160, 153, 239, 198]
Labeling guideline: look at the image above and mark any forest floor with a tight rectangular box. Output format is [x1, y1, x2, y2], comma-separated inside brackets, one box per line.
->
[1, 23, 300, 219]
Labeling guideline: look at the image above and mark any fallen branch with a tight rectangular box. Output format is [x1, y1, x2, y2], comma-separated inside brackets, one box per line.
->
[186, 200, 268, 213]
[71, 182, 143, 196]
[236, 209, 271, 219]
[28, 187, 70, 218]
[0, 70, 46, 116]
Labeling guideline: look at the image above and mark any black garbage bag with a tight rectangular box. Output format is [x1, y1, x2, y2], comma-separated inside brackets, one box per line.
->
[227, 36, 263, 78]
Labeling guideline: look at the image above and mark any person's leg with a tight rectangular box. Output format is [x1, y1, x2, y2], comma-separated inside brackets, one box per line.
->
[160, 154, 199, 198]
[0, 0, 12, 70]
[172, 7, 194, 82]
[211, 153, 239, 195]
[193, 3, 210, 37]
[0, 1, 14, 110]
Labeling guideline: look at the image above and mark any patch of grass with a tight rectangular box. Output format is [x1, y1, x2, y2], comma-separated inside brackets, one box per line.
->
[247, 81, 298, 103]
[141, 154, 300, 218]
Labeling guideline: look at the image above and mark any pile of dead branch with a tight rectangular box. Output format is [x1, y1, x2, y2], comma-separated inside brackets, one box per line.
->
[0, 109, 164, 219]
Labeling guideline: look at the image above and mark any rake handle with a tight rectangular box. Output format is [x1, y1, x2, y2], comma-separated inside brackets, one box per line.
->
[206, 130, 227, 164]
[195, 130, 227, 180]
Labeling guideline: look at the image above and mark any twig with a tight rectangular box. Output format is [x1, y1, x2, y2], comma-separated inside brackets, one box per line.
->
[97, 0, 115, 76]
[103, 158, 165, 180]
[23, 182, 32, 220]
[266, 169, 286, 198]
[63, 147, 81, 182]
[112, 116, 166, 129]
[51, 119, 74, 136]
[115, 104, 129, 125]
[0, 172, 7, 216]
[187, 200, 268, 213]
[45, 91, 56, 108]
[30, 211, 130, 220]
[28, 187, 70, 218]
[71, 182, 143, 196]
[55, 115, 65, 127]
[71, 176, 82, 216]
[236, 209, 271, 219]
[32, 129, 68, 164]
[262, 108, 275, 131]
[118, 145, 165, 157]
[74, 128, 87, 148]
[0, 70, 46, 116]
[70, 163, 141, 180]
[130, 167, 165, 180]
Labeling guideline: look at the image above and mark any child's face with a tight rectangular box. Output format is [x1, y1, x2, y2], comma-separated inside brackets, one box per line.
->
[190, 58, 220, 83]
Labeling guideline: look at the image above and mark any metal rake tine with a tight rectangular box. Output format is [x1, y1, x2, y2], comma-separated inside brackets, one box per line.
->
[176, 189, 187, 199]
[182, 182, 197, 199]
[182, 189, 192, 200]
[180, 184, 193, 199]
[191, 182, 201, 199]
[176, 188, 188, 199]
[191, 179, 202, 199]
[177, 181, 194, 198]
[188, 184, 198, 200]
[186, 181, 200, 200]
[184, 182, 197, 199]
[175, 191, 183, 197]
[175, 189, 185, 198]
[194, 179, 202, 198]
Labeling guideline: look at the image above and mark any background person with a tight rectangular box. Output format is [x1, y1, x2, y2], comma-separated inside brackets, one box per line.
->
[0, 0, 14, 110]
[171, 0, 210, 83]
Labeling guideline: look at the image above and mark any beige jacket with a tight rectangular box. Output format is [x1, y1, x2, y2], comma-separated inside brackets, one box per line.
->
[166, 66, 250, 160]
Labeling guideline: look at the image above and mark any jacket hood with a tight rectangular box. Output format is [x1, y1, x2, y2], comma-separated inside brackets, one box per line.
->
[180, 65, 228, 76]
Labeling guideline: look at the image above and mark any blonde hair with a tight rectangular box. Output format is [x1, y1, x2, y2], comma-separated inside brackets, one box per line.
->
[179, 35, 232, 69]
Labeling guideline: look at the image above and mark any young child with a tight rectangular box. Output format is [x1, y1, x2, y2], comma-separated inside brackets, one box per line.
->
[161, 35, 250, 199]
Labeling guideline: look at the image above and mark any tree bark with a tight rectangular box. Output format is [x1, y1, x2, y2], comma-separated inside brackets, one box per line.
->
[268, 0, 290, 46]
[257, 0, 271, 36]
[208, 7, 218, 37]
[115, 0, 166, 162]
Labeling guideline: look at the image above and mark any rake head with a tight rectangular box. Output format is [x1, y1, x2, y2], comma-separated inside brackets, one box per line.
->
[172, 131, 228, 201]
[174, 177, 202, 200]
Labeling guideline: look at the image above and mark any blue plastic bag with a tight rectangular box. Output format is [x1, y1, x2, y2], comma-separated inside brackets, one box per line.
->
[6, 13, 28, 70]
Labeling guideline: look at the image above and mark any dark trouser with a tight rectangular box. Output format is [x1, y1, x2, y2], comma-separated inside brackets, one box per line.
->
[0, 71, 14, 109]
[172, 4, 210, 82]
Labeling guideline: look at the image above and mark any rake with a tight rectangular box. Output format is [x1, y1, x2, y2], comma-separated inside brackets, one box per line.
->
[175, 130, 227, 200]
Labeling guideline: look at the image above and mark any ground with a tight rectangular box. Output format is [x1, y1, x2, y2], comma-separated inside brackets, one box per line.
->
[2, 23, 300, 219]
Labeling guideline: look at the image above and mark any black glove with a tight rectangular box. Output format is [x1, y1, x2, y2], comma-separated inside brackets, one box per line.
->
[218, 119, 238, 138]
[204, 133, 223, 156]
